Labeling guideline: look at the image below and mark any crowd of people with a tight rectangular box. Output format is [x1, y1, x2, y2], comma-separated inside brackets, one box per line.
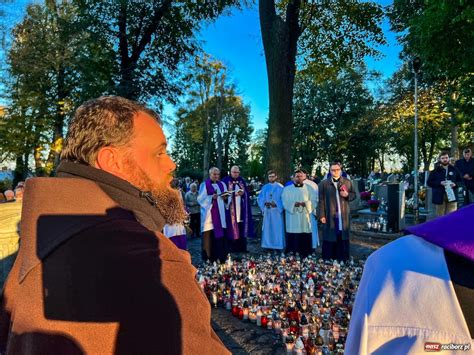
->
[0, 96, 471, 354]
[163, 161, 356, 264]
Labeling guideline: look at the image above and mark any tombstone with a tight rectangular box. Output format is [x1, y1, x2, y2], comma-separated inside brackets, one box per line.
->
[350, 178, 362, 211]
[424, 187, 436, 221]
[374, 184, 388, 202]
[387, 182, 405, 232]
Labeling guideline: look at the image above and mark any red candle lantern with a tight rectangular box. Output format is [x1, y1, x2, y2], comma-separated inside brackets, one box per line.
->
[238, 307, 244, 320]
[232, 305, 239, 317]
[261, 315, 268, 328]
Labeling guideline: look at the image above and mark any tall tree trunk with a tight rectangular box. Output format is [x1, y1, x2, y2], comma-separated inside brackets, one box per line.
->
[13, 155, 25, 187]
[259, 0, 301, 181]
[116, 0, 172, 100]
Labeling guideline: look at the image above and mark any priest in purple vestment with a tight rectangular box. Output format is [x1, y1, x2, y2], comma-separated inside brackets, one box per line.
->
[222, 166, 255, 253]
[198, 167, 230, 262]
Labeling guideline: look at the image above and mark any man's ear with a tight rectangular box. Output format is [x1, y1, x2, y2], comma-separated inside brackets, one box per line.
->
[94, 146, 127, 178]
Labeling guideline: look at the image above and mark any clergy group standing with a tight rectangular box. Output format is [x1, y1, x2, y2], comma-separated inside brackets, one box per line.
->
[257, 170, 285, 250]
[281, 170, 318, 258]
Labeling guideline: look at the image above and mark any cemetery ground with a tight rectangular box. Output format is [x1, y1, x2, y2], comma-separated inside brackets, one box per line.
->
[187, 210, 391, 354]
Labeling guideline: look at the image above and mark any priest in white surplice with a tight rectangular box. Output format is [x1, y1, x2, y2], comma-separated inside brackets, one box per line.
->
[303, 170, 320, 249]
[198, 167, 230, 262]
[257, 170, 285, 250]
[281, 169, 316, 258]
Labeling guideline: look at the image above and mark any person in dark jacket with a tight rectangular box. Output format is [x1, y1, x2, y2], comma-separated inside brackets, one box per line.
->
[0, 96, 229, 355]
[319, 162, 356, 261]
[455, 148, 474, 206]
[427, 151, 462, 217]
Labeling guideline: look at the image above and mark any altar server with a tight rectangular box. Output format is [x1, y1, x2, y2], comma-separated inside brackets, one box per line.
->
[257, 170, 285, 250]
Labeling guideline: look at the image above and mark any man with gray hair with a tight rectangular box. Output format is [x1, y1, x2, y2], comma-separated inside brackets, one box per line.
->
[198, 167, 230, 262]
[222, 165, 254, 253]
[3, 190, 14, 202]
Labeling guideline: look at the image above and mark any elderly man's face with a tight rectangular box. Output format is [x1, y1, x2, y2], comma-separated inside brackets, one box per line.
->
[191, 184, 197, 192]
[231, 168, 240, 179]
[4, 190, 14, 201]
[210, 170, 220, 182]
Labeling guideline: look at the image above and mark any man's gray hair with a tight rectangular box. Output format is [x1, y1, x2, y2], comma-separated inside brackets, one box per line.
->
[209, 167, 220, 174]
[230, 165, 240, 172]
[61, 96, 161, 165]
[4, 189, 14, 200]
[190, 183, 197, 189]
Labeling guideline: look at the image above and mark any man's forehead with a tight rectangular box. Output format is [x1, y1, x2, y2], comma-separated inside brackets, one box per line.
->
[134, 111, 165, 135]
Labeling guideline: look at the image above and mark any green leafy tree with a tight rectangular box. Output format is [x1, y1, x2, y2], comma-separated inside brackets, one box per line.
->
[292, 66, 379, 176]
[178, 55, 240, 179]
[171, 94, 253, 179]
[388, 0, 474, 157]
[75, 0, 245, 102]
[377, 65, 452, 171]
[1, 1, 114, 178]
[244, 128, 267, 180]
[171, 57, 253, 178]
[259, 0, 385, 179]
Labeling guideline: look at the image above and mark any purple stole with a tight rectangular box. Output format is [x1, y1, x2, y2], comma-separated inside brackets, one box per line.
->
[223, 176, 254, 240]
[406, 204, 474, 262]
[205, 179, 226, 238]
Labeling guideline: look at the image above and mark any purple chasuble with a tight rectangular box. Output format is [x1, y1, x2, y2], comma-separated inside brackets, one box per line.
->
[222, 176, 254, 240]
[406, 204, 474, 262]
[169, 235, 187, 250]
[205, 179, 226, 238]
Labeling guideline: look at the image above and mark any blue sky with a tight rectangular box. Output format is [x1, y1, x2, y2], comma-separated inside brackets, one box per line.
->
[2, 0, 404, 134]
[197, 1, 403, 132]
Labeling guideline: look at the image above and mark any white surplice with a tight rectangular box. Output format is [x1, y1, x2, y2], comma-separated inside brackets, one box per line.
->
[257, 182, 285, 249]
[345, 236, 473, 355]
[304, 179, 320, 248]
[163, 223, 186, 238]
[197, 182, 229, 232]
[281, 184, 315, 234]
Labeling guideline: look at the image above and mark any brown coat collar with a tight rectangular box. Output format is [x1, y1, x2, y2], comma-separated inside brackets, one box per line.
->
[19, 162, 167, 283]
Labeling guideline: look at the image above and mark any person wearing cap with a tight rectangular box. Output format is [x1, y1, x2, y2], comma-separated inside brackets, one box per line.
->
[455, 148, 474, 206]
